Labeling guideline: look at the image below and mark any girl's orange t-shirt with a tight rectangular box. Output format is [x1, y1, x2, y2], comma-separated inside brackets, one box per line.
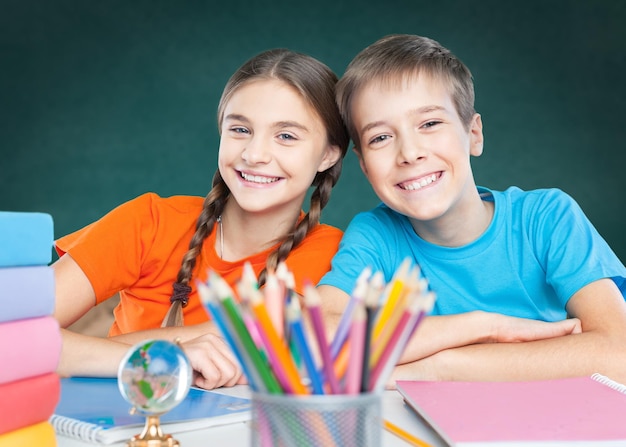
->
[55, 192, 343, 336]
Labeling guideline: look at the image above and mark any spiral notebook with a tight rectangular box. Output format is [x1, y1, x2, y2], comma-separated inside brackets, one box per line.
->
[51, 377, 251, 444]
[396, 373, 626, 446]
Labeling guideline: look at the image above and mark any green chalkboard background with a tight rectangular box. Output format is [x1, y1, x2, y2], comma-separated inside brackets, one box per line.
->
[2, 0, 625, 263]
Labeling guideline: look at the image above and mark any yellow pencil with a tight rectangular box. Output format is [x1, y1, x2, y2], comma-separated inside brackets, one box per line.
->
[383, 419, 434, 447]
[372, 258, 412, 339]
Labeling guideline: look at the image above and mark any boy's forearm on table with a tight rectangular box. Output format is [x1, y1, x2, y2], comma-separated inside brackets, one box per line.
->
[398, 311, 499, 363]
[397, 328, 626, 383]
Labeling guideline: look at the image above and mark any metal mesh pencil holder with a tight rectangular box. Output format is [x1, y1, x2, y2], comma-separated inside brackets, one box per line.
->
[250, 392, 381, 447]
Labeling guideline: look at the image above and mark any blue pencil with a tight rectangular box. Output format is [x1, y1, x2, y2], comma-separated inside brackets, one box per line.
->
[286, 298, 324, 394]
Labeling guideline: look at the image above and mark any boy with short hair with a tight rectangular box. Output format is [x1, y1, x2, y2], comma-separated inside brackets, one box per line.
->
[318, 34, 626, 384]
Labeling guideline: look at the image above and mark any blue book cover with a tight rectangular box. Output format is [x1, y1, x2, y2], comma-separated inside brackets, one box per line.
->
[0, 211, 54, 267]
[51, 377, 251, 444]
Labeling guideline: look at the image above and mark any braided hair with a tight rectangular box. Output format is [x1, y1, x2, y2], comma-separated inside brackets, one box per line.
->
[162, 49, 349, 327]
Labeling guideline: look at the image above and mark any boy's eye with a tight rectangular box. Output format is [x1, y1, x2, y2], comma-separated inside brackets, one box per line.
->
[368, 134, 391, 145]
[422, 120, 441, 129]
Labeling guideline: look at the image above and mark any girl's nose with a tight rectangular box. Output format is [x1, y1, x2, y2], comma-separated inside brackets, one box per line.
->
[241, 137, 271, 164]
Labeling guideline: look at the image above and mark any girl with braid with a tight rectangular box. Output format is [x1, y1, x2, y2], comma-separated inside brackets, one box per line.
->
[52, 48, 349, 389]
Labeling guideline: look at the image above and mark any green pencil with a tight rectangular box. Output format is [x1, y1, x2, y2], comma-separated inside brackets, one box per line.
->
[209, 270, 283, 394]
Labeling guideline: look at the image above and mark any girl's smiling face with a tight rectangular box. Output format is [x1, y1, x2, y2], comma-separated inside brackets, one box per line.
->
[218, 79, 340, 220]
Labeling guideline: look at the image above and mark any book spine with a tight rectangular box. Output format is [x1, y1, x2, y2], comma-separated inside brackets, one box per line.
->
[0, 211, 54, 267]
[591, 372, 626, 394]
[0, 316, 61, 384]
[0, 266, 55, 323]
[0, 373, 60, 435]
[0, 421, 57, 447]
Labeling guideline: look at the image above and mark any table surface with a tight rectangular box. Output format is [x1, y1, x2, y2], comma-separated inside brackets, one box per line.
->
[55, 386, 447, 447]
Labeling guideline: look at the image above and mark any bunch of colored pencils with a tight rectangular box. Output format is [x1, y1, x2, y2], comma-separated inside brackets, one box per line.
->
[198, 258, 435, 395]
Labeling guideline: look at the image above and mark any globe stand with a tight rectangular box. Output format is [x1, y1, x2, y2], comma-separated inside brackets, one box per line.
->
[118, 339, 192, 447]
[126, 414, 179, 447]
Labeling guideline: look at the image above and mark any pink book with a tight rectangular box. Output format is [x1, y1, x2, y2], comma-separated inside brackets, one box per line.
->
[0, 266, 55, 323]
[0, 316, 61, 384]
[0, 373, 60, 435]
[396, 374, 626, 446]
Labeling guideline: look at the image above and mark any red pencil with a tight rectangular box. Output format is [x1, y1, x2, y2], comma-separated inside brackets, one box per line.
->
[304, 283, 341, 394]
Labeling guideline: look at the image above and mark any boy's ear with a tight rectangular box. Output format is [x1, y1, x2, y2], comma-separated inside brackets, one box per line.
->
[317, 143, 342, 172]
[469, 113, 484, 157]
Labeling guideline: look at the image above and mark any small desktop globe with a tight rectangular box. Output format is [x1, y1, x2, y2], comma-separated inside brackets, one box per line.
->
[117, 339, 193, 415]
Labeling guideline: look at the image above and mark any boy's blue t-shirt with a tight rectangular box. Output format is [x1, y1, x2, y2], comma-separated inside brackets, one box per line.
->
[318, 186, 626, 320]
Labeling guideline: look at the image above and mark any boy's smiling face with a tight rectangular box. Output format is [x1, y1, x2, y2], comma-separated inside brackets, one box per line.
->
[351, 73, 485, 240]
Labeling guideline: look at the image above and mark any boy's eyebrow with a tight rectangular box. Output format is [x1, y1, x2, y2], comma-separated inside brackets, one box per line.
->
[223, 114, 309, 132]
[412, 105, 447, 115]
[359, 105, 447, 135]
[223, 113, 250, 124]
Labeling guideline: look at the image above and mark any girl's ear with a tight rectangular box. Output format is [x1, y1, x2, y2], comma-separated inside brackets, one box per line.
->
[469, 113, 484, 157]
[317, 144, 342, 172]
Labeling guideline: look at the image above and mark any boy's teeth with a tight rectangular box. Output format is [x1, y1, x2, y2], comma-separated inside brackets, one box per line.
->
[402, 174, 437, 191]
[241, 172, 279, 184]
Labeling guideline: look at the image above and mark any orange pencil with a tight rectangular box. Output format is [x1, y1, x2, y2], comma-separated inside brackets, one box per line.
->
[243, 284, 308, 395]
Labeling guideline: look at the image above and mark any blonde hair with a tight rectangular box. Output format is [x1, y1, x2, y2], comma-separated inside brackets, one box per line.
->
[162, 49, 349, 326]
[336, 34, 476, 151]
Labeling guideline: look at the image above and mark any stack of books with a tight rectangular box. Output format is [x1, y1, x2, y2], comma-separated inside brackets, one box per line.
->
[0, 211, 60, 446]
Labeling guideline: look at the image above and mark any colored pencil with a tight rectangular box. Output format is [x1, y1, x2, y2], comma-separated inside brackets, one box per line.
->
[331, 270, 384, 382]
[303, 283, 341, 394]
[243, 284, 308, 395]
[369, 268, 421, 367]
[286, 297, 324, 394]
[368, 293, 419, 389]
[277, 266, 302, 368]
[239, 263, 270, 358]
[372, 258, 412, 339]
[371, 291, 435, 392]
[197, 280, 263, 391]
[264, 269, 284, 339]
[345, 301, 366, 394]
[383, 419, 435, 447]
[329, 266, 371, 359]
[209, 270, 283, 394]
[360, 282, 379, 393]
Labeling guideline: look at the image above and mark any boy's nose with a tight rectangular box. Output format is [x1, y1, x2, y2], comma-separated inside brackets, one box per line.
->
[241, 137, 271, 164]
[397, 137, 427, 165]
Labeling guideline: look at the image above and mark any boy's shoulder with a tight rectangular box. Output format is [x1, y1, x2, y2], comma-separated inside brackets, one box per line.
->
[493, 186, 574, 207]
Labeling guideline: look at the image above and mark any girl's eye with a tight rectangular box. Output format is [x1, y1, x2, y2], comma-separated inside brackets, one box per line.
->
[278, 133, 296, 141]
[230, 126, 250, 134]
